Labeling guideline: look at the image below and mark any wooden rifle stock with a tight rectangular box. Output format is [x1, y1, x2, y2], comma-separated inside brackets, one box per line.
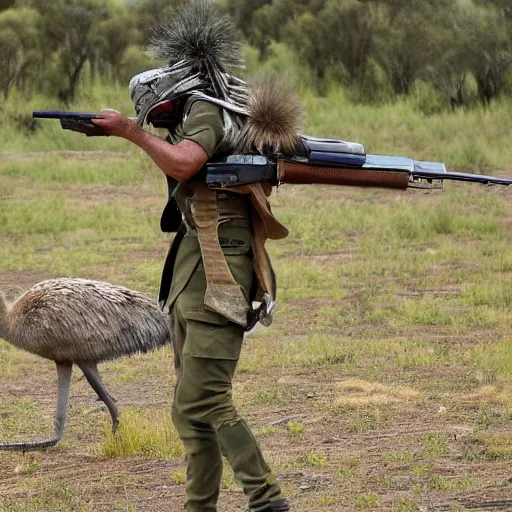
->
[278, 160, 410, 189]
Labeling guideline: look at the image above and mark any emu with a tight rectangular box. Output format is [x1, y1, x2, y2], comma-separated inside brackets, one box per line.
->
[0, 278, 170, 451]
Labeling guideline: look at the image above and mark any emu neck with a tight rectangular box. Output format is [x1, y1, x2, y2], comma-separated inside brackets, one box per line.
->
[0, 292, 8, 340]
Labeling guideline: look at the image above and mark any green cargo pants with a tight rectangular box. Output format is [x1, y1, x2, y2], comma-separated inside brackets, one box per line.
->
[169, 226, 282, 512]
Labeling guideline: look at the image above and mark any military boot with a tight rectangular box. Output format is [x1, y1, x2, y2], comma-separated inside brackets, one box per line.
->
[249, 498, 290, 512]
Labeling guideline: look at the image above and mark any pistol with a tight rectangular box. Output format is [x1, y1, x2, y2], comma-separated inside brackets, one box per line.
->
[32, 111, 107, 137]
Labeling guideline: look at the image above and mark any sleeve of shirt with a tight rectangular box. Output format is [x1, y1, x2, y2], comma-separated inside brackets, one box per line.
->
[179, 100, 225, 158]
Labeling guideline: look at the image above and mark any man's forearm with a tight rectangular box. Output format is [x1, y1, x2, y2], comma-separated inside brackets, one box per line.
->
[91, 110, 209, 184]
[125, 125, 207, 183]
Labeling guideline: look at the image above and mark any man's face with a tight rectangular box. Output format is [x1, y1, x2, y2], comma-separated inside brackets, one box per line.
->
[147, 100, 176, 128]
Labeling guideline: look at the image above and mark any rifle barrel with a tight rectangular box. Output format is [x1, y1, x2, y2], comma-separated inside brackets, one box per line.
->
[412, 169, 512, 186]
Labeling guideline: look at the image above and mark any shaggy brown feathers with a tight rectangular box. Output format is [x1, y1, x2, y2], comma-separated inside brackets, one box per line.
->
[235, 75, 303, 156]
[1, 278, 170, 363]
[0, 278, 170, 451]
[0, 292, 7, 341]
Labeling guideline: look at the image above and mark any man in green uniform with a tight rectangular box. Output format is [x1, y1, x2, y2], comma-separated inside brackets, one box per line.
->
[93, 2, 291, 511]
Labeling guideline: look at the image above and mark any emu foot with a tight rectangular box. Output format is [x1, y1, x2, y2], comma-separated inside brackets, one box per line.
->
[0, 435, 62, 452]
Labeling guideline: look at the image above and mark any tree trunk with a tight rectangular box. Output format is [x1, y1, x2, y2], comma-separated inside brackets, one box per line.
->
[60, 53, 88, 105]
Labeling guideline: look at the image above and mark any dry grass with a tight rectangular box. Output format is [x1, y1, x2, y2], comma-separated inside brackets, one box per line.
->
[0, 115, 511, 510]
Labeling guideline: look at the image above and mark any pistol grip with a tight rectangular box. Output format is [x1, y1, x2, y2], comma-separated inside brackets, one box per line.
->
[60, 119, 107, 137]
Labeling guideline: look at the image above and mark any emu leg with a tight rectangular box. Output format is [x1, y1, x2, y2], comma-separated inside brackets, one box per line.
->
[0, 362, 72, 451]
[78, 362, 119, 433]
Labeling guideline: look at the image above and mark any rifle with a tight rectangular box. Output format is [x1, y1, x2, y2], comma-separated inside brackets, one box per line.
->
[207, 136, 512, 190]
[32, 111, 107, 137]
[34, 111, 512, 189]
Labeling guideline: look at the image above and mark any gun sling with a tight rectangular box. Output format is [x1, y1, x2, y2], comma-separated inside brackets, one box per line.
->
[192, 185, 251, 327]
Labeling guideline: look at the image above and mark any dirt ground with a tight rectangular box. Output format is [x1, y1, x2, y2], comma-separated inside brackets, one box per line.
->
[0, 158, 511, 512]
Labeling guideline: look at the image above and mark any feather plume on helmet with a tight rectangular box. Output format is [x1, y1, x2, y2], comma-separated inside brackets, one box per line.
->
[130, 0, 250, 128]
[130, 0, 303, 157]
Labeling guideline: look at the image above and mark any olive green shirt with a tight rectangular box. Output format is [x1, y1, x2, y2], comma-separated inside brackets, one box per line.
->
[167, 98, 225, 158]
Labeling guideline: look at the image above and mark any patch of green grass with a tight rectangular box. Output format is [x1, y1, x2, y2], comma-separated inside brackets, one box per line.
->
[0, 341, 37, 378]
[334, 468, 357, 478]
[471, 337, 512, 379]
[287, 421, 307, 437]
[384, 201, 502, 245]
[355, 494, 378, 509]
[0, 197, 158, 238]
[254, 426, 280, 436]
[101, 409, 184, 460]
[240, 333, 454, 375]
[395, 498, 417, 512]
[484, 435, 512, 460]
[395, 341, 442, 367]
[430, 476, 474, 491]
[273, 259, 343, 300]
[13, 458, 42, 475]
[239, 333, 358, 371]
[391, 297, 454, 326]
[334, 457, 360, 478]
[0, 398, 49, 439]
[171, 468, 186, 484]
[463, 278, 512, 311]
[476, 406, 493, 430]
[255, 388, 282, 406]
[386, 451, 414, 464]
[0, 478, 93, 512]
[412, 464, 431, 477]
[299, 453, 328, 469]
[0, 155, 144, 186]
[318, 496, 336, 506]
[346, 406, 388, 433]
[277, 200, 384, 255]
[423, 434, 448, 458]
[376, 475, 393, 486]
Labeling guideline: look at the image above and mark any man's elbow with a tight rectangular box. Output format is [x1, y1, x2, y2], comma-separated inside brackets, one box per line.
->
[164, 159, 203, 184]
[165, 140, 209, 183]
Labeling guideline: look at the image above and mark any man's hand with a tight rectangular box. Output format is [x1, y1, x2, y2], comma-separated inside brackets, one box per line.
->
[91, 109, 141, 139]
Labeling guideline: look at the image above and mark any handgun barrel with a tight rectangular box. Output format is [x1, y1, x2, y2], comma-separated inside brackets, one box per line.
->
[32, 111, 101, 119]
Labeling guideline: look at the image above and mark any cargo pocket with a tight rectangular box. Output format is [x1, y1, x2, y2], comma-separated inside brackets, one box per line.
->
[182, 315, 244, 360]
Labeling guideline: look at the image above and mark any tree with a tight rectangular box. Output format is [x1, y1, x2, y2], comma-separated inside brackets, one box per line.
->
[57, 1, 111, 102]
[20, 0, 114, 103]
[462, 2, 512, 104]
[283, 0, 376, 92]
[316, 0, 376, 84]
[0, 28, 22, 98]
[371, 0, 451, 95]
[0, 0, 15, 10]
[250, 4, 280, 60]
[0, 7, 41, 97]
[225, 0, 271, 34]
[132, 0, 186, 45]
[95, 12, 136, 80]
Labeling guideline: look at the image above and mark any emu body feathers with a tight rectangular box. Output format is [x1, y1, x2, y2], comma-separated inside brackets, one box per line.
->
[0, 278, 170, 451]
